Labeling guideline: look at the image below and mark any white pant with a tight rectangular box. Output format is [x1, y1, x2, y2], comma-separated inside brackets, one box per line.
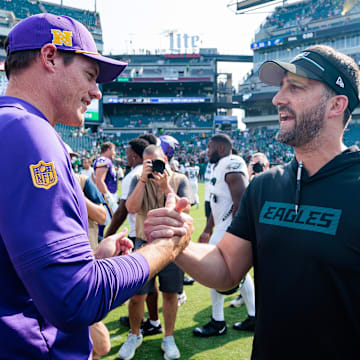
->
[190, 181, 199, 204]
[209, 226, 255, 320]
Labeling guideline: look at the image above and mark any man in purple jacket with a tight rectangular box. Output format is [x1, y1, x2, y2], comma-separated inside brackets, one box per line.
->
[0, 13, 192, 359]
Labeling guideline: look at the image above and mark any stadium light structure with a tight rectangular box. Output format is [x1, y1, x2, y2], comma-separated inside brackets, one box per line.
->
[237, 0, 277, 11]
[228, 0, 290, 14]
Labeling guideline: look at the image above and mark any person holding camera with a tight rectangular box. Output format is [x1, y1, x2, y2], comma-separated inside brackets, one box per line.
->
[248, 152, 270, 181]
[118, 145, 193, 360]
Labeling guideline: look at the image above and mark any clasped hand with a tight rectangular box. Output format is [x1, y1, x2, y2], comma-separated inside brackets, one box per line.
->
[94, 228, 133, 259]
[144, 193, 193, 245]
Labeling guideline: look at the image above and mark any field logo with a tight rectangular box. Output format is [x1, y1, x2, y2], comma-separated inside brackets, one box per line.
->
[51, 29, 73, 47]
[29, 160, 58, 190]
[259, 201, 342, 235]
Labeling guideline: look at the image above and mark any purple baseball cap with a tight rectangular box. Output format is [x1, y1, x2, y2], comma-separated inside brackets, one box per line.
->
[7, 13, 127, 84]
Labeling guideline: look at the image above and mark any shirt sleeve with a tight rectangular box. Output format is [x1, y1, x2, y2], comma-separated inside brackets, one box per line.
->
[224, 157, 248, 179]
[120, 173, 131, 200]
[127, 176, 139, 197]
[94, 157, 110, 170]
[176, 175, 195, 204]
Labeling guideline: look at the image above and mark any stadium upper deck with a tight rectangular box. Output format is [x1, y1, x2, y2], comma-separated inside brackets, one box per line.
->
[101, 52, 237, 136]
[0, 0, 102, 59]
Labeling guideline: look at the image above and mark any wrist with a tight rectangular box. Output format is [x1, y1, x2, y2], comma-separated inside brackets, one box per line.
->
[163, 186, 173, 196]
[139, 177, 147, 184]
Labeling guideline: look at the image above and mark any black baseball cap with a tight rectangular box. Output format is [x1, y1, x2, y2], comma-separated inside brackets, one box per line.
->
[259, 49, 360, 113]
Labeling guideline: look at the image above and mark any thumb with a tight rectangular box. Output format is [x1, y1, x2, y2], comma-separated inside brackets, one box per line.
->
[175, 197, 189, 213]
[165, 192, 176, 209]
[119, 227, 128, 237]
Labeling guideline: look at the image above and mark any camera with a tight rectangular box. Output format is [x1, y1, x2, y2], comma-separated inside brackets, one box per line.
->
[252, 162, 265, 174]
[148, 159, 166, 178]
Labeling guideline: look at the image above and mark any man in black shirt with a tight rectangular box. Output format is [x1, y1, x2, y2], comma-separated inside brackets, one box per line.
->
[144, 45, 360, 360]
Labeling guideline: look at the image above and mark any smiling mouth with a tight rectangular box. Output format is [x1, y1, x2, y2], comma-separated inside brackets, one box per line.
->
[81, 101, 90, 112]
[279, 112, 295, 122]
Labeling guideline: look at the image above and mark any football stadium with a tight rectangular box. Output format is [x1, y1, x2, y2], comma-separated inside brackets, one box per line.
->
[1, 0, 360, 359]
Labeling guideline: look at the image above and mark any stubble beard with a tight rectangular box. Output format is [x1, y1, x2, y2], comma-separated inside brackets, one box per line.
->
[276, 98, 327, 148]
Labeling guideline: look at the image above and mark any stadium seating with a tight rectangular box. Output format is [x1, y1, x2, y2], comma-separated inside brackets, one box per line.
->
[262, 0, 346, 34]
[343, 124, 360, 147]
[0, 0, 41, 19]
[107, 112, 213, 129]
[42, 2, 99, 29]
[0, 0, 100, 29]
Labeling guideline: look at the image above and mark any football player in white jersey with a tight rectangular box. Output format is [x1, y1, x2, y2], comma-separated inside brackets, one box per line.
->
[194, 133, 255, 337]
[185, 161, 200, 208]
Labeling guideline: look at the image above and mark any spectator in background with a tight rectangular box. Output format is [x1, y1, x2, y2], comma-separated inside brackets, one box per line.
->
[106, 137, 163, 337]
[118, 145, 194, 360]
[159, 134, 192, 301]
[170, 158, 180, 172]
[247, 152, 270, 181]
[105, 138, 149, 241]
[125, 133, 164, 335]
[159, 135, 179, 162]
[94, 142, 118, 240]
[185, 160, 200, 208]
[138, 132, 158, 146]
[80, 157, 95, 180]
[116, 163, 125, 182]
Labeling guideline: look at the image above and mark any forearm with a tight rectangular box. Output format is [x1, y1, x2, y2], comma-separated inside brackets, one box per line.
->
[126, 181, 146, 213]
[203, 213, 214, 233]
[19, 248, 149, 332]
[136, 235, 188, 279]
[175, 241, 240, 290]
[85, 198, 106, 225]
[96, 180, 108, 195]
[105, 201, 128, 237]
[198, 213, 214, 243]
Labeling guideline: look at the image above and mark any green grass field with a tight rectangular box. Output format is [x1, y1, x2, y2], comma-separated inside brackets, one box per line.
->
[102, 182, 253, 360]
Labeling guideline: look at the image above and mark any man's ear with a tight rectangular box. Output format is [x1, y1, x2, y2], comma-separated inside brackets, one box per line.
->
[39, 44, 58, 72]
[328, 94, 348, 119]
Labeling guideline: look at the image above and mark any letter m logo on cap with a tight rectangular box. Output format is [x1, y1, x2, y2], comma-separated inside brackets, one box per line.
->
[51, 29, 73, 47]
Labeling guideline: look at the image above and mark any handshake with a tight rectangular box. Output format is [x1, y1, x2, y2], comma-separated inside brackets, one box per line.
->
[144, 193, 194, 256]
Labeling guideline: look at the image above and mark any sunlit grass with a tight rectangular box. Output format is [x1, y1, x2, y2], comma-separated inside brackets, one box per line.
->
[102, 182, 253, 360]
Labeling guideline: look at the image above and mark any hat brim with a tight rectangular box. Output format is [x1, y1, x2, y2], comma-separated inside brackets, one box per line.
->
[259, 60, 322, 86]
[82, 53, 127, 84]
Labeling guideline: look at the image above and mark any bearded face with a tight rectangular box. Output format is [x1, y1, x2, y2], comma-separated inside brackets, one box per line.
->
[276, 92, 329, 147]
[207, 141, 221, 164]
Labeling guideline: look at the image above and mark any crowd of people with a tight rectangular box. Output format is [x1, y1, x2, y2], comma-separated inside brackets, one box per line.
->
[263, 0, 347, 33]
[63, 126, 295, 180]
[2, 12, 360, 360]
